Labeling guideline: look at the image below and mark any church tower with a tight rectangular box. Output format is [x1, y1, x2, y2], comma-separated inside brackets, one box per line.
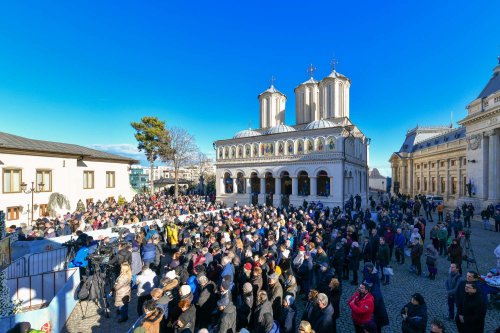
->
[294, 64, 321, 124]
[319, 67, 351, 119]
[258, 83, 286, 129]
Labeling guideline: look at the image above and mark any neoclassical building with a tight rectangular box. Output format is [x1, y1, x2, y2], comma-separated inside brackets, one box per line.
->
[390, 58, 500, 208]
[214, 65, 370, 208]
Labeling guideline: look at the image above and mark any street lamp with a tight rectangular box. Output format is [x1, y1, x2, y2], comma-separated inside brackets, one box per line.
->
[21, 181, 44, 226]
[342, 125, 355, 211]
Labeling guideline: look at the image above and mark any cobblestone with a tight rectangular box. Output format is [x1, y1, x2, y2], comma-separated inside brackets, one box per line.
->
[63, 212, 500, 333]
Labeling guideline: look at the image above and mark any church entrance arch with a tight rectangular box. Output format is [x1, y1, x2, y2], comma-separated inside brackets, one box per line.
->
[280, 171, 292, 207]
[265, 172, 274, 206]
[250, 172, 260, 193]
[317, 170, 329, 196]
[298, 171, 310, 196]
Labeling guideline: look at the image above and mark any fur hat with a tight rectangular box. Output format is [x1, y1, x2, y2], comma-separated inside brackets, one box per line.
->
[243, 282, 253, 294]
[179, 284, 191, 297]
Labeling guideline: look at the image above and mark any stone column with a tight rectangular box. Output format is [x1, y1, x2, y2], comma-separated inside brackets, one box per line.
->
[220, 178, 225, 194]
[233, 178, 238, 194]
[310, 176, 317, 197]
[245, 178, 251, 194]
[292, 177, 298, 196]
[329, 176, 334, 197]
[275, 177, 281, 196]
[259, 177, 266, 205]
[488, 131, 499, 201]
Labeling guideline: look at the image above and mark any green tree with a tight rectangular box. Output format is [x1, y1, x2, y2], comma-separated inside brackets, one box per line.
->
[131, 117, 172, 193]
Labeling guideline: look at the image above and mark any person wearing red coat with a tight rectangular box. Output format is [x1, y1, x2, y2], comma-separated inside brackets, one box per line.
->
[348, 282, 375, 333]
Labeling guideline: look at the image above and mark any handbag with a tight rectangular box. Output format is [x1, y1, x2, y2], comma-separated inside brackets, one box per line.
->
[383, 266, 394, 276]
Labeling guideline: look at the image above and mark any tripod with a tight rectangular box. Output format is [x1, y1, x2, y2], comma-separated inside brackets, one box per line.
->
[461, 231, 479, 274]
[79, 260, 111, 319]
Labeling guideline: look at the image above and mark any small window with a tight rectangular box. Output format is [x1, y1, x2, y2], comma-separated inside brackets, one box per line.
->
[440, 161, 445, 167]
[451, 160, 456, 167]
[7, 207, 20, 220]
[83, 171, 94, 189]
[431, 163, 435, 168]
[3, 169, 22, 193]
[106, 171, 115, 188]
[417, 165, 420, 170]
[424, 164, 427, 169]
[463, 159, 467, 166]
[36, 170, 52, 192]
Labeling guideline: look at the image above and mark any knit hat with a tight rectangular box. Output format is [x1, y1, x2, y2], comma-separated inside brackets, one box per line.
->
[244, 262, 253, 271]
[165, 270, 178, 280]
[243, 282, 253, 294]
[268, 273, 279, 281]
[411, 293, 425, 305]
[180, 284, 191, 297]
[299, 246, 305, 251]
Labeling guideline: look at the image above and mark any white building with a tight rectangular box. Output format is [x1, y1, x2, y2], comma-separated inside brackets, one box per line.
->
[0, 132, 137, 226]
[214, 64, 370, 208]
[390, 58, 500, 209]
[369, 168, 388, 192]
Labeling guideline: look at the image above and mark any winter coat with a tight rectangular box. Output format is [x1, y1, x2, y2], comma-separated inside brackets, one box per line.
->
[196, 281, 217, 327]
[376, 243, 390, 266]
[236, 293, 253, 330]
[269, 282, 283, 322]
[448, 244, 462, 265]
[154, 243, 163, 267]
[252, 300, 274, 333]
[114, 274, 131, 307]
[445, 272, 462, 297]
[138, 308, 164, 333]
[348, 247, 361, 271]
[301, 301, 316, 323]
[136, 269, 157, 296]
[217, 302, 237, 333]
[459, 291, 486, 332]
[175, 305, 196, 333]
[401, 302, 427, 333]
[371, 285, 389, 328]
[394, 233, 406, 248]
[280, 304, 297, 333]
[329, 287, 341, 320]
[143, 243, 156, 264]
[310, 303, 335, 333]
[348, 291, 375, 326]
[425, 246, 438, 266]
[410, 243, 423, 259]
[131, 247, 143, 275]
[109, 248, 132, 267]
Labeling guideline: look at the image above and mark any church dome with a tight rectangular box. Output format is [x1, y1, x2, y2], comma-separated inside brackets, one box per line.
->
[304, 119, 337, 130]
[324, 69, 348, 80]
[233, 129, 262, 139]
[264, 124, 296, 135]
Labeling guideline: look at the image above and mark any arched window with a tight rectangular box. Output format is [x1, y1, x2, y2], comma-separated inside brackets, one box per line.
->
[317, 170, 329, 196]
[298, 171, 310, 196]
[236, 172, 245, 193]
[224, 172, 233, 194]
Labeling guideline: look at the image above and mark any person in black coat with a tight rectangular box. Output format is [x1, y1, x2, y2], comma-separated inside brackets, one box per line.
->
[370, 279, 389, 333]
[457, 282, 487, 333]
[195, 275, 217, 329]
[327, 278, 342, 333]
[401, 293, 427, 333]
[310, 293, 335, 333]
[236, 283, 254, 331]
[216, 297, 237, 333]
[252, 291, 274, 333]
[280, 295, 297, 333]
[348, 242, 361, 285]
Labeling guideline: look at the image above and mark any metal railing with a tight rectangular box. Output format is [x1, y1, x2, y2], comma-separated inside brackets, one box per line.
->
[6, 268, 75, 311]
[5, 257, 26, 279]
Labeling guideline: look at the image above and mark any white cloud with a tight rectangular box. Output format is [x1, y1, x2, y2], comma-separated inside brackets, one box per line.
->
[88, 143, 143, 157]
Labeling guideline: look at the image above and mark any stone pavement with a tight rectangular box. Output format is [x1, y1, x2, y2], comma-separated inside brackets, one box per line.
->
[63, 212, 500, 333]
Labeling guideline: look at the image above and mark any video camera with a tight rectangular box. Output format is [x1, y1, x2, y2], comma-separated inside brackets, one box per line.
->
[62, 239, 80, 249]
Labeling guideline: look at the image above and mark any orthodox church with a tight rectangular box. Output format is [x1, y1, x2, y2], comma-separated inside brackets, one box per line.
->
[214, 63, 370, 208]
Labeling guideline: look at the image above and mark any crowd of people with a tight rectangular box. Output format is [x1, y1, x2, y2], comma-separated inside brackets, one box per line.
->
[9, 191, 500, 333]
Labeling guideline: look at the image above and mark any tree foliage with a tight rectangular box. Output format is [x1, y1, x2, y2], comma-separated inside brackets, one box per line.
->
[161, 127, 199, 197]
[131, 116, 172, 193]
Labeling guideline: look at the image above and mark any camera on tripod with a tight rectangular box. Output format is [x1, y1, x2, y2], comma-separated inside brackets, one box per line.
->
[62, 239, 80, 249]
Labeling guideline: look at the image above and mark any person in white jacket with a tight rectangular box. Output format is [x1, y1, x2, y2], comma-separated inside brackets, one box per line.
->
[494, 243, 500, 270]
[135, 264, 157, 316]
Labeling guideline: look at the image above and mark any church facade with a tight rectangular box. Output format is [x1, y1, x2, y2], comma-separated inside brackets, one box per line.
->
[390, 59, 500, 209]
[214, 65, 370, 208]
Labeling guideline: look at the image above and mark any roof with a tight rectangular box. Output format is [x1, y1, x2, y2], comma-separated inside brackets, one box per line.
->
[398, 126, 466, 153]
[299, 77, 318, 86]
[0, 131, 138, 163]
[304, 119, 337, 130]
[258, 85, 285, 97]
[233, 129, 262, 139]
[477, 64, 500, 99]
[324, 69, 349, 80]
[264, 124, 297, 135]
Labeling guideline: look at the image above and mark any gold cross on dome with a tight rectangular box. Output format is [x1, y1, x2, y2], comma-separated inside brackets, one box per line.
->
[307, 64, 316, 78]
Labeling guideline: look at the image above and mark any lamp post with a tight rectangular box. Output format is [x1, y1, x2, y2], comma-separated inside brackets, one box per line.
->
[21, 181, 44, 226]
[342, 125, 354, 211]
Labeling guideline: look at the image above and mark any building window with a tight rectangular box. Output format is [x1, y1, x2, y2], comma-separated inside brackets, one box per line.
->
[463, 158, 467, 166]
[432, 177, 436, 192]
[440, 161, 445, 167]
[424, 164, 427, 169]
[417, 178, 420, 191]
[451, 160, 456, 167]
[416, 165, 420, 170]
[7, 206, 20, 220]
[106, 171, 115, 188]
[441, 178, 446, 194]
[424, 177, 428, 191]
[36, 170, 52, 192]
[451, 177, 457, 194]
[431, 163, 435, 168]
[3, 168, 22, 193]
[39, 204, 48, 217]
[83, 171, 94, 189]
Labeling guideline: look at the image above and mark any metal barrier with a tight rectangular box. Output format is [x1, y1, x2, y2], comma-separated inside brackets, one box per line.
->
[28, 248, 68, 276]
[6, 268, 75, 311]
[5, 257, 26, 279]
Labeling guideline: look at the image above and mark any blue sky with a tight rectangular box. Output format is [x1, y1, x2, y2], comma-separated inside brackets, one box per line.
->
[0, 1, 499, 176]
